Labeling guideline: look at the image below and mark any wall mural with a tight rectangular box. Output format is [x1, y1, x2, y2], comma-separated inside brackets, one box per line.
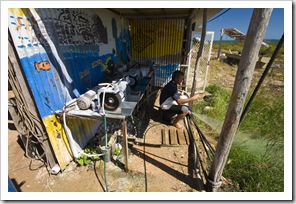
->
[47, 8, 109, 45]
[131, 29, 154, 53]
[34, 60, 51, 72]
[9, 8, 131, 116]
[31, 8, 131, 93]
[9, 8, 131, 170]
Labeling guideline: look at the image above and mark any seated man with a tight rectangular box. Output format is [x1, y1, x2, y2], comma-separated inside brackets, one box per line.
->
[159, 70, 199, 129]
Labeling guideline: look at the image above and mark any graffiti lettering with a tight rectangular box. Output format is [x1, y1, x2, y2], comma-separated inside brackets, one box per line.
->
[51, 9, 108, 45]
[79, 69, 89, 79]
[92, 59, 102, 69]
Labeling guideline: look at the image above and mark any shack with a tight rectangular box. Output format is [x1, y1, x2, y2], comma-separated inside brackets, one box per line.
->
[8, 8, 222, 174]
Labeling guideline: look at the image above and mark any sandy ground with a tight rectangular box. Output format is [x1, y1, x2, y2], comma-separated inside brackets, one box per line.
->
[7, 89, 210, 199]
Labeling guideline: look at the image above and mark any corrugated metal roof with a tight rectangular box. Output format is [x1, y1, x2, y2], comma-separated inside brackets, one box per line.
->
[223, 28, 246, 41]
[223, 28, 269, 47]
[108, 8, 223, 27]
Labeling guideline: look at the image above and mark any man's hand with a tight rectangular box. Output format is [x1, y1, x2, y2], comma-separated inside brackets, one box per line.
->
[191, 94, 199, 101]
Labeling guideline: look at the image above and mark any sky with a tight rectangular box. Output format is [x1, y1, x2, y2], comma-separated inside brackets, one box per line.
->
[206, 8, 284, 41]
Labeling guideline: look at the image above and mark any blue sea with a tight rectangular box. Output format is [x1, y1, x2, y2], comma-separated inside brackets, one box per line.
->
[214, 39, 280, 43]
[263, 39, 280, 43]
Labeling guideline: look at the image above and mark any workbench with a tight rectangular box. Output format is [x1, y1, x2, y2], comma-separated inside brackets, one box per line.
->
[56, 76, 153, 172]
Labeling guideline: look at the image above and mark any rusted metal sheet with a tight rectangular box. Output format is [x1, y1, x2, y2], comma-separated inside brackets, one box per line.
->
[130, 19, 185, 87]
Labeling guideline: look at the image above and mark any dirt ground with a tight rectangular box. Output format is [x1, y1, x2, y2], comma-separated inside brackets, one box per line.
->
[7, 89, 209, 194]
[6, 52, 284, 199]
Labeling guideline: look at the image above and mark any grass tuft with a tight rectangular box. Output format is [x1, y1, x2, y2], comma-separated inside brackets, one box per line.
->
[192, 80, 284, 192]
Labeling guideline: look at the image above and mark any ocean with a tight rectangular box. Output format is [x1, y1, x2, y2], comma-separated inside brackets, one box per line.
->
[213, 39, 280, 43]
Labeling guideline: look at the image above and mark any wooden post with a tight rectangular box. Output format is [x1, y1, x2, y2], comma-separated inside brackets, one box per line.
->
[217, 29, 224, 59]
[189, 8, 207, 108]
[122, 118, 129, 172]
[8, 34, 58, 170]
[183, 18, 194, 92]
[206, 8, 273, 192]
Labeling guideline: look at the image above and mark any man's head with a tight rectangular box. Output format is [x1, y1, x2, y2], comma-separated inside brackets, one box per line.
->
[172, 70, 184, 85]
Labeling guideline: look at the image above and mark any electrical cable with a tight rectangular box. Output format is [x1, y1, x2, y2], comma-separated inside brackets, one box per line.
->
[184, 116, 206, 191]
[239, 33, 284, 124]
[9, 59, 49, 171]
[185, 112, 219, 191]
[207, 8, 231, 23]
[188, 114, 215, 158]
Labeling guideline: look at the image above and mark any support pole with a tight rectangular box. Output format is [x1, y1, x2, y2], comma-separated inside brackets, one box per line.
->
[217, 29, 224, 59]
[122, 118, 129, 172]
[189, 8, 207, 109]
[206, 8, 273, 192]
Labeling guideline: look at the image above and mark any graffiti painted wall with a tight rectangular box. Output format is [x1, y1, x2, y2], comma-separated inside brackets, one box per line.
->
[9, 8, 131, 117]
[8, 8, 131, 170]
[130, 19, 184, 87]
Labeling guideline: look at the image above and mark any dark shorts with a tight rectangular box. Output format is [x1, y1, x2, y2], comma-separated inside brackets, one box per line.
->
[162, 105, 189, 122]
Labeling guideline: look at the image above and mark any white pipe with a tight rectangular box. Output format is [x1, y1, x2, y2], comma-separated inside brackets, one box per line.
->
[62, 108, 81, 159]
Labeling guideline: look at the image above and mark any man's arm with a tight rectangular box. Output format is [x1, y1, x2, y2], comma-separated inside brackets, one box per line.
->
[176, 94, 199, 105]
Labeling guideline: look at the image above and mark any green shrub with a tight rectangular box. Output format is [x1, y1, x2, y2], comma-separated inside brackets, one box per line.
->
[194, 84, 231, 121]
[225, 143, 284, 192]
[193, 82, 284, 192]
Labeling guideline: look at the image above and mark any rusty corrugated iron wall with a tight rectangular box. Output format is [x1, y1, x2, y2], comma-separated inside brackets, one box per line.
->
[8, 8, 131, 170]
[130, 19, 184, 87]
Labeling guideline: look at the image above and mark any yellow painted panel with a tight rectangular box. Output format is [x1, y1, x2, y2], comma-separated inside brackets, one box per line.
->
[43, 115, 73, 171]
[131, 19, 184, 59]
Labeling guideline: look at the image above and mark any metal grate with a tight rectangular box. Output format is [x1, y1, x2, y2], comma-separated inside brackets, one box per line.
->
[185, 31, 214, 93]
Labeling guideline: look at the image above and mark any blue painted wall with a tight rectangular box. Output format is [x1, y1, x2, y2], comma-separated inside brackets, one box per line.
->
[9, 8, 131, 118]
[8, 8, 132, 169]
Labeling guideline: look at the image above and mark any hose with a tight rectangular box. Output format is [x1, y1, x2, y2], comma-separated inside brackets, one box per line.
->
[100, 83, 113, 192]
[184, 116, 206, 191]
[61, 84, 110, 192]
[182, 108, 218, 191]
[188, 114, 215, 161]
